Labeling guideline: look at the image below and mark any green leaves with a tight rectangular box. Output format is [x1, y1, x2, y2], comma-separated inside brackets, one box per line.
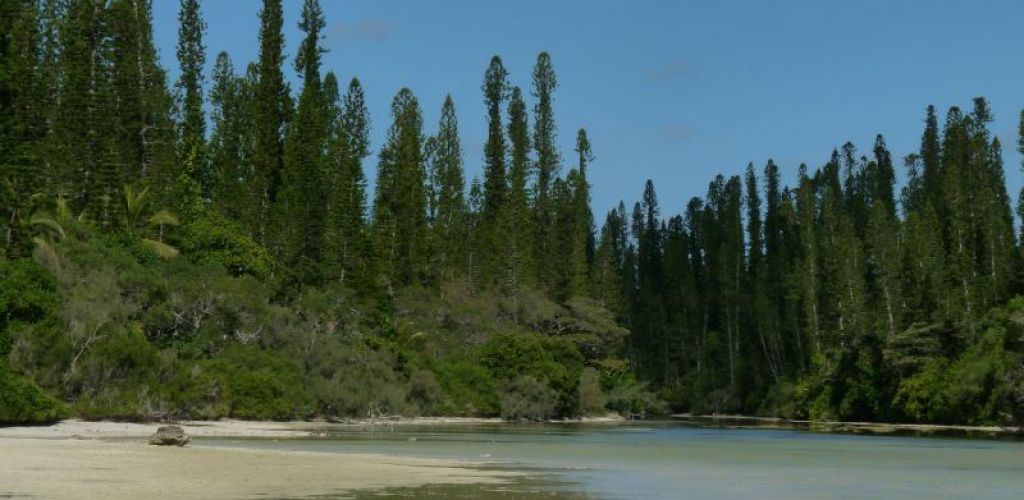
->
[148, 210, 180, 227]
[0, 366, 69, 424]
[121, 185, 179, 259]
[140, 239, 180, 259]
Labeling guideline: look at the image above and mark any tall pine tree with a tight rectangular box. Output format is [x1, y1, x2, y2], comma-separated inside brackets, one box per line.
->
[374, 88, 427, 292]
[426, 95, 467, 284]
[252, 0, 289, 242]
[176, 0, 207, 197]
[275, 0, 326, 286]
[531, 52, 559, 290]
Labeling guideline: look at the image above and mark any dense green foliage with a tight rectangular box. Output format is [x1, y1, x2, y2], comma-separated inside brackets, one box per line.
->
[0, 259, 68, 423]
[615, 103, 1024, 426]
[0, 366, 68, 424]
[1, 0, 1022, 427]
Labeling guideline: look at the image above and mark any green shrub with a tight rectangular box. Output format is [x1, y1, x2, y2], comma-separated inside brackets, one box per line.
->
[576, 367, 607, 416]
[432, 359, 499, 416]
[72, 327, 163, 420]
[0, 259, 59, 356]
[207, 346, 311, 420]
[179, 208, 272, 279]
[756, 381, 803, 418]
[0, 366, 68, 424]
[893, 359, 946, 422]
[605, 377, 664, 416]
[408, 369, 444, 415]
[500, 375, 558, 421]
[480, 332, 584, 417]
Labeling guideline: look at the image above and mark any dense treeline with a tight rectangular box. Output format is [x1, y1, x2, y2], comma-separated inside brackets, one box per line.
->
[615, 102, 1024, 424]
[1, 0, 1022, 426]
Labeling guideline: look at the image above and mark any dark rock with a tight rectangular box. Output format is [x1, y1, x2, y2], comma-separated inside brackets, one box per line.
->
[148, 425, 190, 446]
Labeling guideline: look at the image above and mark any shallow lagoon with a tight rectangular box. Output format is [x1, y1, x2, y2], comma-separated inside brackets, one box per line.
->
[198, 422, 1024, 499]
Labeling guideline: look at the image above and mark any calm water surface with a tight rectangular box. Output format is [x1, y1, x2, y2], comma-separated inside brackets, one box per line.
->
[197, 422, 1024, 499]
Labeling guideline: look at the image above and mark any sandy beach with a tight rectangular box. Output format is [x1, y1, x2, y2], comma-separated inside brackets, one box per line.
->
[0, 419, 517, 499]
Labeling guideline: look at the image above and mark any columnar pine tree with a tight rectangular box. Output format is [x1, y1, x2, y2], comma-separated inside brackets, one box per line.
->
[501, 86, 534, 288]
[59, 0, 125, 226]
[631, 180, 665, 380]
[115, 0, 178, 205]
[745, 163, 781, 385]
[592, 205, 627, 314]
[176, 0, 207, 197]
[465, 177, 484, 285]
[863, 137, 901, 344]
[210, 52, 256, 224]
[921, 105, 943, 216]
[253, 0, 289, 242]
[479, 55, 508, 285]
[939, 107, 977, 338]
[968, 99, 1014, 310]
[550, 177, 576, 300]
[426, 95, 467, 284]
[1018, 109, 1024, 244]
[324, 77, 370, 287]
[276, 0, 326, 286]
[1, 0, 44, 255]
[373, 88, 427, 292]
[35, 0, 63, 195]
[566, 128, 594, 296]
[795, 165, 822, 359]
[531, 52, 560, 290]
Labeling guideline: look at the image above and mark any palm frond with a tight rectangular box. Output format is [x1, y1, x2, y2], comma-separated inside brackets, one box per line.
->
[148, 210, 180, 227]
[141, 238, 180, 259]
[30, 216, 66, 240]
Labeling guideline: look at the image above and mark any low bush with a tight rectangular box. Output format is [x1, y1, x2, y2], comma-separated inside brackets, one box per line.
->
[500, 375, 558, 421]
[0, 366, 68, 424]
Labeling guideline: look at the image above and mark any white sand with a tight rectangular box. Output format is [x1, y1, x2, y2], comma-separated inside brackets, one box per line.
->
[0, 415, 625, 441]
[0, 420, 518, 499]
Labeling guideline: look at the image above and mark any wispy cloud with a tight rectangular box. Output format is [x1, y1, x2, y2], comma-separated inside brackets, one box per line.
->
[660, 125, 695, 144]
[647, 61, 697, 82]
[329, 20, 395, 44]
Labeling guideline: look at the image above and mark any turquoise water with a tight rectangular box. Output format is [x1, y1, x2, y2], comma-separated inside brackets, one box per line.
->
[197, 423, 1024, 499]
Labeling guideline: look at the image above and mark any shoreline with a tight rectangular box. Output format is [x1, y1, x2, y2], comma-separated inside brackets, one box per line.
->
[1, 411, 1016, 442]
[0, 414, 626, 440]
[1, 415, 1019, 499]
[0, 415, 626, 499]
[0, 419, 527, 500]
[2, 410, 1017, 442]
[670, 413, 1023, 438]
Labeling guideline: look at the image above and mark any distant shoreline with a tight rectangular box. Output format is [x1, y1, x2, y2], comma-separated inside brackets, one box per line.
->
[670, 414, 1023, 438]
[2, 412, 1017, 441]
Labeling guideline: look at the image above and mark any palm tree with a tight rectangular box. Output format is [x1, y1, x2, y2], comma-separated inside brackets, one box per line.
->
[29, 195, 76, 246]
[29, 186, 181, 259]
[122, 185, 180, 258]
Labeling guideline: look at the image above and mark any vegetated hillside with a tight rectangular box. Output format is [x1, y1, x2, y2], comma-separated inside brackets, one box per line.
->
[2, 231, 645, 422]
[2, 0, 1023, 426]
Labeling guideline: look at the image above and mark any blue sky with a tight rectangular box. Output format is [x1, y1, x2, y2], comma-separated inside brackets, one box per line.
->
[151, 0, 1024, 217]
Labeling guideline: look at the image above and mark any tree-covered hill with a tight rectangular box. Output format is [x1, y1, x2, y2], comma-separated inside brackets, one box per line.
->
[1, 0, 1022, 426]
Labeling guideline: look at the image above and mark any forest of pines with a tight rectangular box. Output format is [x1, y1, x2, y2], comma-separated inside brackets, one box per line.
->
[1, 0, 1023, 426]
